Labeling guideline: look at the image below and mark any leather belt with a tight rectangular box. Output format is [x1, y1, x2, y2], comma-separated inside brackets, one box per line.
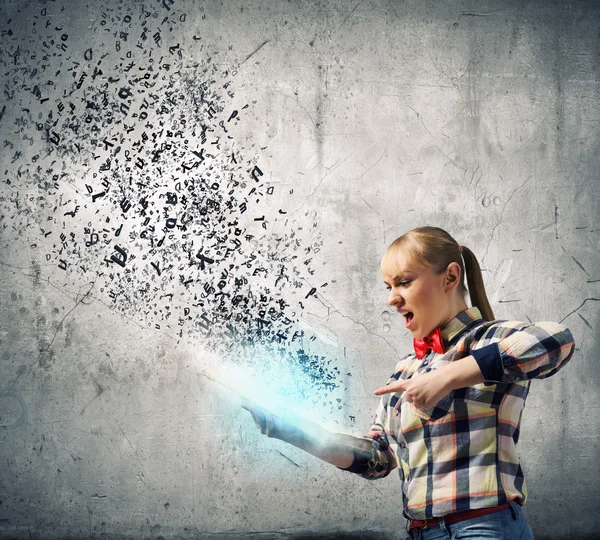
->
[408, 502, 511, 530]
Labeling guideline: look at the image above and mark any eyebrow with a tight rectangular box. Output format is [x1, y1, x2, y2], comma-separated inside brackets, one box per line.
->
[383, 272, 415, 285]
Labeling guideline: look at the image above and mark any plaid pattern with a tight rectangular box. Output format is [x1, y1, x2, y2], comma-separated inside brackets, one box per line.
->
[359, 307, 575, 520]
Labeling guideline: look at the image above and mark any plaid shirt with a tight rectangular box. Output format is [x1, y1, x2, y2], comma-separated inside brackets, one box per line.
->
[359, 306, 575, 520]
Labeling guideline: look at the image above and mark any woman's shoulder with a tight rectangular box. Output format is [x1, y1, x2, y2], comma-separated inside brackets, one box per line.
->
[460, 315, 573, 345]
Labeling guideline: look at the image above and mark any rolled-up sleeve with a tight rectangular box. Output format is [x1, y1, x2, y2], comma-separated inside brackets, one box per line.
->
[358, 359, 413, 478]
[340, 356, 412, 479]
[339, 385, 399, 479]
[359, 399, 399, 479]
[470, 320, 575, 384]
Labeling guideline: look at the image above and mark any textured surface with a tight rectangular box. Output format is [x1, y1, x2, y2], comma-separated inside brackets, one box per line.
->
[0, 0, 598, 538]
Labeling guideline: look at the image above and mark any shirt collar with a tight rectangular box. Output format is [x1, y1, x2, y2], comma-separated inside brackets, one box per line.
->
[440, 306, 483, 344]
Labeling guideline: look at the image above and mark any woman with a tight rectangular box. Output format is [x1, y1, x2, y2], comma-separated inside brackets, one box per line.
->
[243, 226, 575, 540]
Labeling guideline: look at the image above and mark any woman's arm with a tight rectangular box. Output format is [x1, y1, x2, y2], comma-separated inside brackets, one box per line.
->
[243, 355, 412, 477]
[468, 321, 575, 383]
[374, 321, 576, 409]
[242, 398, 372, 468]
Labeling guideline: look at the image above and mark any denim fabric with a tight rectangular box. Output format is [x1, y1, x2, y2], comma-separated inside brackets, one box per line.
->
[406, 501, 534, 540]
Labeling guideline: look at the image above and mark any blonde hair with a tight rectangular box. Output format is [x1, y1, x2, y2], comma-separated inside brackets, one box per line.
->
[381, 226, 495, 321]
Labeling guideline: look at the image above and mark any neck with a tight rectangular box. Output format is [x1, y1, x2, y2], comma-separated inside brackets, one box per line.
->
[439, 298, 469, 330]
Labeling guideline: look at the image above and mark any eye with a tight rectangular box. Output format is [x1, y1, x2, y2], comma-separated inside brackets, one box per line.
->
[386, 280, 410, 291]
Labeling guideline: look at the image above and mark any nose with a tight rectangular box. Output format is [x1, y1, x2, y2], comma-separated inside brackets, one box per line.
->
[387, 289, 400, 307]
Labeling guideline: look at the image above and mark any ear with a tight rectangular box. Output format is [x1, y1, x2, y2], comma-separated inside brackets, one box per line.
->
[444, 262, 461, 291]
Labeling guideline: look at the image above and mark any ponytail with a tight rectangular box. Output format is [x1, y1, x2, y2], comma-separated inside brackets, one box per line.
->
[460, 245, 495, 320]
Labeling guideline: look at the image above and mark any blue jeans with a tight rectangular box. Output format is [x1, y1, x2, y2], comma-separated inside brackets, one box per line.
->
[406, 501, 534, 540]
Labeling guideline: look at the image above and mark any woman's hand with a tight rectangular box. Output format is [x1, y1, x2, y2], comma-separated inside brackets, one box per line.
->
[373, 356, 486, 410]
[241, 397, 282, 438]
[373, 368, 452, 410]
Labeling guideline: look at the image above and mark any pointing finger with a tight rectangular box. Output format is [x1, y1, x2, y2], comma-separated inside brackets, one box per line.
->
[373, 379, 407, 396]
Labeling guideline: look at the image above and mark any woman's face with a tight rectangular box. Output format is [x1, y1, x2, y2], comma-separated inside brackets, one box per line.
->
[383, 252, 457, 339]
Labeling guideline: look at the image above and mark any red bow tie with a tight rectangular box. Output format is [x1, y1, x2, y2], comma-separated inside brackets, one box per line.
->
[413, 327, 446, 359]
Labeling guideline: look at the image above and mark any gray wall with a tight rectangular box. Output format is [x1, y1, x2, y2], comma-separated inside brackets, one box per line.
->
[1, 0, 598, 538]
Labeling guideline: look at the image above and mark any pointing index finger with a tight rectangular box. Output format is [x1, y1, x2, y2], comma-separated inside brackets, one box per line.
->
[373, 379, 407, 396]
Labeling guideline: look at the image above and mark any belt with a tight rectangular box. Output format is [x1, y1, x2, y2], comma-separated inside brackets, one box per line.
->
[408, 502, 511, 530]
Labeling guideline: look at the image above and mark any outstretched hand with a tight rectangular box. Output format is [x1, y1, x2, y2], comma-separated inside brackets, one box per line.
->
[373, 368, 451, 410]
[241, 397, 282, 438]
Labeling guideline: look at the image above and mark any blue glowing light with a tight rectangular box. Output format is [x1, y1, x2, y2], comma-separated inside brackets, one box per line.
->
[200, 340, 345, 428]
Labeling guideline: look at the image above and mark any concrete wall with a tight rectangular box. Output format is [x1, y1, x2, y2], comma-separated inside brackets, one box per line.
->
[1, 0, 598, 538]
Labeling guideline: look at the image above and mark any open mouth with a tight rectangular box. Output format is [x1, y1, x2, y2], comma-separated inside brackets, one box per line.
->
[403, 312, 414, 328]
